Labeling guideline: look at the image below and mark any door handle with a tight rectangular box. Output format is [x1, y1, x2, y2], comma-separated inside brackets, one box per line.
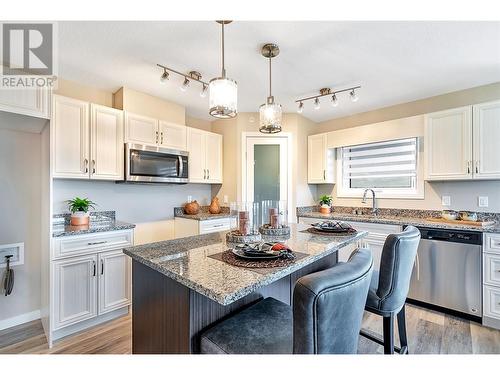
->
[84, 158, 89, 173]
[87, 241, 107, 245]
[92, 160, 96, 174]
[100, 259, 104, 275]
[177, 155, 183, 177]
[207, 169, 210, 180]
[92, 261, 96, 277]
[155, 131, 159, 144]
[323, 170, 326, 180]
[161, 132, 164, 144]
[467, 161, 470, 174]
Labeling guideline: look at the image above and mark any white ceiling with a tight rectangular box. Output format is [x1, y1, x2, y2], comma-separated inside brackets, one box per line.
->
[58, 21, 500, 122]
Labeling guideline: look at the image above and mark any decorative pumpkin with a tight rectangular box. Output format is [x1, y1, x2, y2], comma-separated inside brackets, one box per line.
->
[209, 197, 221, 214]
[184, 200, 200, 215]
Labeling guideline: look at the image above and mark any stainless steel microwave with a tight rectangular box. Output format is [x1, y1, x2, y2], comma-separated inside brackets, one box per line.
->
[125, 143, 189, 184]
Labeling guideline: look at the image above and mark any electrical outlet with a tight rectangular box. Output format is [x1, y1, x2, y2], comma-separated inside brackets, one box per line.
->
[223, 195, 229, 204]
[187, 195, 192, 203]
[441, 196, 451, 207]
[478, 196, 489, 208]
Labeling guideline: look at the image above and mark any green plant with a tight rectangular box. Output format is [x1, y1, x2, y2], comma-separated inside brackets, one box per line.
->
[66, 197, 97, 214]
[319, 195, 333, 206]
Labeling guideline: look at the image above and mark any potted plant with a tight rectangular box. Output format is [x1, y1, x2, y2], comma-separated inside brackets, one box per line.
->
[67, 197, 97, 226]
[319, 195, 333, 214]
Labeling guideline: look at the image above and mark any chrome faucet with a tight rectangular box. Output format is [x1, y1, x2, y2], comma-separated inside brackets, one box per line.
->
[362, 188, 378, 215]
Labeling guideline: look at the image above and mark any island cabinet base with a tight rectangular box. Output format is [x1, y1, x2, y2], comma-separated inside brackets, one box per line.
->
[131, 253, 338, 354]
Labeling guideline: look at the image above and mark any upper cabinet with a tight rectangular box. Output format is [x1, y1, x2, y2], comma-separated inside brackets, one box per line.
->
[0, 87, 51, 119]
[124, 112, 187, 150]
[473, 100, 500, 179]
[425, 101, 500, 181]
[425, 106, 473, 180]
[308, 134, 335, 184]
[187, 127, 223, 184]
[52, 95, 124, 180]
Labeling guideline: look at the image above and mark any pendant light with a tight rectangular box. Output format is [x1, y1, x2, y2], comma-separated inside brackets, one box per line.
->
[209, 21, 238, 119]
[259, 43, 282, 134]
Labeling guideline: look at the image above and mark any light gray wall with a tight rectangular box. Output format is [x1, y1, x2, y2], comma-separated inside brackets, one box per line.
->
[52, 179, 213, 223]
[0, 129, 41, 323]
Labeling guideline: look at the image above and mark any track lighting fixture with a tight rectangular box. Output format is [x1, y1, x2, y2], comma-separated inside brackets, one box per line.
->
[331, 93, 338, 107]
[180, 78, 190, 92]
[314, 97, 321, 110]
[295, 85, 361, 112]
[297, 101, 304, 114]
[160, 69, 169, 84]
[350, 89, 359, 102]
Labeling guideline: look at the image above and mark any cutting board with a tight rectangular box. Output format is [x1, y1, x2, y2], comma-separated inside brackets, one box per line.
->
[426, 217, 496, 227]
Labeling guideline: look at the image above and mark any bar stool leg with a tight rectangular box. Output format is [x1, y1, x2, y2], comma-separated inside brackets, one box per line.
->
[383, 313, 395, 354]
[397, 305, 409, 354]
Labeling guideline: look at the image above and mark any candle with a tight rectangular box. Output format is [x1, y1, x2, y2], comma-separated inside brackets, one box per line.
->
[269, 208, 279, 228]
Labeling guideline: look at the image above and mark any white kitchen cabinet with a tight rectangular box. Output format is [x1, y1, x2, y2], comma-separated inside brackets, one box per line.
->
[124, 112, 159, 145]
[424, 106, 473, 180]
[90, 104, 124, 180]
[53, 254, 98, 329]
[308, 134, 335, 184]
[0, 87, 51, 118]
[52, 95, 90, 179]
[483, 233, 500, 329]
[98, 250, 131, 315]
[187, 127, 223, 184]
[52, 96, 124, 181]
[158, 121, 187, 150]
[174, 217, 235, 238]
[473, 100, 500, 179]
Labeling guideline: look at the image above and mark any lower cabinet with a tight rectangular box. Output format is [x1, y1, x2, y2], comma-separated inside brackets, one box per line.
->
[483, 233, 500, 329]
[52, 231, 133, 332]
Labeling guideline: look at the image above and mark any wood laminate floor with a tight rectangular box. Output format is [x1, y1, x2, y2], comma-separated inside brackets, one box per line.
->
[1, 304, 499, 354]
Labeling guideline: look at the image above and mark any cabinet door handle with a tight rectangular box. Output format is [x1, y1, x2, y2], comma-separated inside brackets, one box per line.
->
[84, 158, 89, 173]
[155, 131, 159, 143]
[87, 241, 107, 245]
[207, 169, 210, 180]
[92, 261, 96, 277]
[204, 169, 206, 179]
[100, 259, 104, 275]
[91, 160, 96, 174]
[476, 160, 479, 174]
[467, 161, 470, 174]
[323, 170, 326, 180]
[161, 132, 164, 144]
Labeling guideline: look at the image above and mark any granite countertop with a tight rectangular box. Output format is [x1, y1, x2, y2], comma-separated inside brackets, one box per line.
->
[297, 208, 500, 233]
[123, 223, 367, 305]
[174, 206, 236, 221]
[52, 211, 135, 238]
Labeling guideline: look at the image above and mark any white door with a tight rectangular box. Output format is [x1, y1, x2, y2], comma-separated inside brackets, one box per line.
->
[0, 87, 50, 118]
[159, 121, 187, 150]
[187, 128, 207, 183]
[52, 95, 90, 179]
[98, 250, 131, 315]
[53, 254, 98, 329]
[90, 104, 124, 180]
[425, 106, 473, 180]
[308, 134, 326, 183]
[245, 136, 288, 205]
[205, 132, 223, 183]
[125, 112, 158, 145]
[473, 100, 500, 179]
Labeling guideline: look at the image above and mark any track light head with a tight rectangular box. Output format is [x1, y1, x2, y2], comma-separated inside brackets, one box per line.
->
[200, 84, 208, 98]
[180, 78, 190, 92]
[160, 70, 169, 84]
[314, 97, 321, 110]
[331, 94, 338, 107]
[350, 89, 359, 102]
[297, 101, 304, 114]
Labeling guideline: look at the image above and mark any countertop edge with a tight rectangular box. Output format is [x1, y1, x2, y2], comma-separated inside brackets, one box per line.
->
[52, 222, 136, 238]
[124, 231, 367, 306]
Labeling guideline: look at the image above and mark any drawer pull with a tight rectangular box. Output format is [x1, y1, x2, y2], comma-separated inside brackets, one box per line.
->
[87, 241, 107, 246]
[212, 224, 225, 227]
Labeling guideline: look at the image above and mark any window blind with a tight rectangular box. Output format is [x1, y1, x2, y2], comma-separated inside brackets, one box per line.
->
[342, 138, 418, 181]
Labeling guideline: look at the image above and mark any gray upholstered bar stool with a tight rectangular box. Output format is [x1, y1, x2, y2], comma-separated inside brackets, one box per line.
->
[200, 248, 373, 354]
[360, 225, 421, 355]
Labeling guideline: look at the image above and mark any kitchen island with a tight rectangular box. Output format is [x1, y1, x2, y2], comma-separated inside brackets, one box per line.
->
[124, 223, 367, 354]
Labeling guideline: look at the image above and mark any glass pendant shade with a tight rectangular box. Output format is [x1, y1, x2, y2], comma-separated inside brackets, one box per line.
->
[259, 98, 282, 133]
[209, 77, 238, 119]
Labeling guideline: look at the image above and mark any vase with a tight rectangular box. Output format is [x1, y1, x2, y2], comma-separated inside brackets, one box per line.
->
[209, 197, 221, 214]
[70, 211, 89, 226]
[184, 200, 200, 215]
[319, 205, 331, 214]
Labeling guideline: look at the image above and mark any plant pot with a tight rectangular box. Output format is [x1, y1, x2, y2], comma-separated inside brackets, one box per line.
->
[71, 211, 90, 226]
[319, 205, 331, 214]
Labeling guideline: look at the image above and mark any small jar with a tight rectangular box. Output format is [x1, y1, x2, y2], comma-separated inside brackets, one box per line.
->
[230, 202, 260, 235]
[261, 200, 288, 228]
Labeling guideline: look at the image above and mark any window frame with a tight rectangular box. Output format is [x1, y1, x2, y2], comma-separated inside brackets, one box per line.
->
[336, 137, 425, 199]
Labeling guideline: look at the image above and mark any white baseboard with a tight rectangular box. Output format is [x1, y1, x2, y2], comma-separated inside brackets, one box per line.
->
[0, 309, 41, 331]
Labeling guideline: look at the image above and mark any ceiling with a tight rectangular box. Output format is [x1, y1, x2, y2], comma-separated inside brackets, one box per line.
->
[58, 21, 500, 122]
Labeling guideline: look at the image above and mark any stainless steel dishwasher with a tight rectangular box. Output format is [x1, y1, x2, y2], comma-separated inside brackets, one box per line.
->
[407, 226, 482, 319]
